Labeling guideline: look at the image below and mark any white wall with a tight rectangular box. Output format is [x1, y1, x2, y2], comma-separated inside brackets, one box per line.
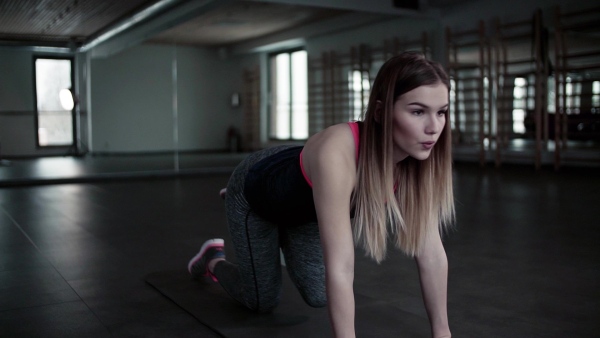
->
[0, 43, 247, 157]
[176, 47, 243, 151]
[91, 45, 172, 153]
[0, 50, 33, 111]
[0, 49, 79, 157]
[0, 49, 33, 157]
[90, 44, 242, 153]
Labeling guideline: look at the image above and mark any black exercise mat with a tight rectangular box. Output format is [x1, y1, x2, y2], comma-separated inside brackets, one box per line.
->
[146, 269, 426, 338]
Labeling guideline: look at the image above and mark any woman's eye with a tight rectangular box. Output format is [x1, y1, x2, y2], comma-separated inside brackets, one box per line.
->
[438, 110, 448, 116]
[412, 110, 424, 115]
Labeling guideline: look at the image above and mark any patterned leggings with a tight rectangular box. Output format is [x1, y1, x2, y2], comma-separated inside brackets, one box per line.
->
[212, 146, 327, 313]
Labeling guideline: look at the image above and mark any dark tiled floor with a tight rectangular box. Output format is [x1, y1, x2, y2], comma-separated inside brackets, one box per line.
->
[0, 156, 599, 337]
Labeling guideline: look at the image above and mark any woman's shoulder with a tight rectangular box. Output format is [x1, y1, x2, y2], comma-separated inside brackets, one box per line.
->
[304, 123, 354, 155]
[303, 123, 357, 190]
[309, 122, 354, 144]
[302, 123, 356, 175]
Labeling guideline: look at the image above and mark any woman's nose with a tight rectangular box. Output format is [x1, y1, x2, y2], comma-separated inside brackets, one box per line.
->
[425, 115, 443, 134]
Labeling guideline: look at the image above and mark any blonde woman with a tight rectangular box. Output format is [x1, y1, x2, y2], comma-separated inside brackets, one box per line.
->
[188, 51, 454, 338]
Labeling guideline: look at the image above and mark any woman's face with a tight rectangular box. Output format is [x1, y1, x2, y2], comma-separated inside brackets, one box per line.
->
[391, 83, 448, 162]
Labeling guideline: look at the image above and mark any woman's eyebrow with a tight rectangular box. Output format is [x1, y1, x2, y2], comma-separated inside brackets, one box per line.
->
[407, 102, 449, 109]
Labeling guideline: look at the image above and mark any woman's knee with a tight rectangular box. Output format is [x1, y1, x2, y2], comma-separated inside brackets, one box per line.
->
[299, 289, 327, 308]
[247, 294, 281, 313]
[298, 288, 327, 308]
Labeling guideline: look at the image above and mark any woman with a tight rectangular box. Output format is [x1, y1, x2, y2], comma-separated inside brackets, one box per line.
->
[188, 51, 454, 338]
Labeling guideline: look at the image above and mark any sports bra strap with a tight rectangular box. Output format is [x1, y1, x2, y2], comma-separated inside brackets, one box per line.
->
[348, 121, 360, 162]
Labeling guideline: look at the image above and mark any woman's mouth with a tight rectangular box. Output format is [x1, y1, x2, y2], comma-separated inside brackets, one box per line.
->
[421, 141, 435, 149]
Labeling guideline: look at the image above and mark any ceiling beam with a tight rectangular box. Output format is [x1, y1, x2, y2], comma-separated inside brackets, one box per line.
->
[230, 11, 389, 54]
[241, 0, 438, 17]
[84, 0, 235, 58]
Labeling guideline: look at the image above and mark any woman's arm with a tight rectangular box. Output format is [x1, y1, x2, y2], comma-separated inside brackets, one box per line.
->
[304, 124, 357, 338]
[415, 230, 451, 338]
[314, 182, 355, 338]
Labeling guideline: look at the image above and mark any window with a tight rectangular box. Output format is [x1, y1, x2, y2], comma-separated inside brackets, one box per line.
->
[591, 81, 599, 112]
[34, 57, 74, 147]
[269, 49, 308, 140]
[449, 78, 458, 131]
[348, 70, 370, 121]
[565, 76, 581, 114]
[512, 77, 529, 134]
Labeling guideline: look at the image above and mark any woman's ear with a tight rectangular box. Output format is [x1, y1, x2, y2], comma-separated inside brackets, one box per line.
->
[374, 100, 383, 124]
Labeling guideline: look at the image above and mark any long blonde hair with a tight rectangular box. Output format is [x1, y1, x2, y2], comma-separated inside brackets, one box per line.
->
[352, 52, 455, 262]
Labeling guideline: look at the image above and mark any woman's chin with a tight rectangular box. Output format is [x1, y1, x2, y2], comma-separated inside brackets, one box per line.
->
[410, 150, 433, 161]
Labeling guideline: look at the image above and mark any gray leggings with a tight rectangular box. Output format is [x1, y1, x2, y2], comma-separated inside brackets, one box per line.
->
[213, 146, 326, 313]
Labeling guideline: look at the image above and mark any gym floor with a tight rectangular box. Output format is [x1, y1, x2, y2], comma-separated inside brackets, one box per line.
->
[0, 155, 598, 337]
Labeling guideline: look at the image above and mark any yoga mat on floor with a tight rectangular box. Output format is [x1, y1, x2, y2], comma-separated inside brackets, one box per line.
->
[145, 269, 426, 338]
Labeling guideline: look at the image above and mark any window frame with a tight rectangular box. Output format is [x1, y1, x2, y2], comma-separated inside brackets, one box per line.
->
[33, 55, 76, 149]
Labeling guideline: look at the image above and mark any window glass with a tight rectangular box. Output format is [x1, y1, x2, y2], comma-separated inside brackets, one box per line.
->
[269, 50, 308, 140]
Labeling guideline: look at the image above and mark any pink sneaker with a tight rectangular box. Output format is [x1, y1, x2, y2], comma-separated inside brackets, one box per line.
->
[188, 239, 225, 282]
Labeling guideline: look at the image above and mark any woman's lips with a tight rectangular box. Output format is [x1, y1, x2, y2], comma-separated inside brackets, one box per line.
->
[421, 141, 435, 149]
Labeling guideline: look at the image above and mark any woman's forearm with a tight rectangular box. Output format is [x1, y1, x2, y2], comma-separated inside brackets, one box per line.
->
[416, 234, 451, 337]
[326, 271, 356, 338]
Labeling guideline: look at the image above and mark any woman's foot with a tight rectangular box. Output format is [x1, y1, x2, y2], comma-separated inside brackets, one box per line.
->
[188, 239, 225, 282]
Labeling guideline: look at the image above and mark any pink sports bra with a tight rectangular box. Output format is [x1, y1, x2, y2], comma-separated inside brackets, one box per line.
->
[299, 122, 360, 188]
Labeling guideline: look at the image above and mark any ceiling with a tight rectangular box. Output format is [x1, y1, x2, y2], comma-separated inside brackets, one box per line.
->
[150, 1, 350, 46]
[0, 0, 467, 51]
[0, 0, 162, 47]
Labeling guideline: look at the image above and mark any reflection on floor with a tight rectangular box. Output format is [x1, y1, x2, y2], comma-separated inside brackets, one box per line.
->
[0, 157, 598, 337]
[453, 138, 600, 167]
[0, 153, 249, 186]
